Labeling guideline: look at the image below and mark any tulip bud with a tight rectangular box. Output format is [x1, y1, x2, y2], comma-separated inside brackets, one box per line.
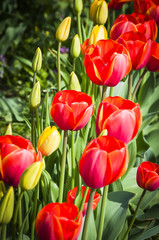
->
[0, 186, 14, 225]
[56, 17, 71, 42]
[99, 129, 108, 137]
[32, 47, 42, 73]
[0, 181, 6, 200]
[90, 0, 108, 25]
[30, 81, 41, 109]
[74, 0, 83, 14]
[37, 126, 61, 156]
[20, 162, 43, 191]
[4, 123, 12, 135]
[70, 72, 81, 91]
[70, 34, 81, 58]
[89, 25, 108, 45]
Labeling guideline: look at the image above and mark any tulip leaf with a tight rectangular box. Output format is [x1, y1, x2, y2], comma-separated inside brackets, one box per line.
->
[135, 226, 159, 240]
[48, 180, 59, 203]
[136, 131, 149, 155]
[137, 204, 159, 221]
[144, 128, 159, 158]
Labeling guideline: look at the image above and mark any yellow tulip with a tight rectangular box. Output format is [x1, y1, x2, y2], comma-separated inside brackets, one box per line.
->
[89, 25, 108, 45]
[74, 0, 83, 14]
[56, 17, 71, 42]
[32, 47, 42, 73]
[90, 0, 108, 25]
[30, 81, 41, 109]
[70, 71, 81, 91]
[70, 34, 81, 58]
[37, 126, 61, 156]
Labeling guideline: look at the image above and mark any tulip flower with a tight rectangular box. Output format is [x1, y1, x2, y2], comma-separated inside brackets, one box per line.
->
[32, 47, 42, 73]
[90, 0, 108, 25]
[117, 32, 151, 70]
[67, 186, 100, 216]
[109, 13, 158, 41]
[70, 34, 81, 59]
[69, 72, 81, 91]
[0, 135, 42, 187]
[30, 81, 41, 109]
[79, 136, 129, 189]
[74, 0, 83, 14]
[108, 0, 133, 10]
[50, 90, 94, 131]
[35, 202, 83, 240]
[96, 96, 142, 143]
[56, 17, 71, 42]
[37, 126, 61, 156]
[146, 41, 159, 72]
[84, 39, 132, 87]
[137, 161, 159, 191]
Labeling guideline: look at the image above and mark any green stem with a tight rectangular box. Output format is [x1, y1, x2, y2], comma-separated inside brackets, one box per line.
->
[71, 131, 75, 189]
[109, 87, 114, 97]
[36, 108, 41, 138]
[2, 225, 6, 240]
[131, 69, 147, 102]
[102, 85, 107, 100]
[12, 191, 24, 240]
[122, 189, 147, 240]
[81, 188, 95, 240]
[33, 72, 36, 86]
[31, 183, 39, 240]
[77, 13, 82, 43]
[18, 187, 22, 233]
[45, 89, 50, 128]
[97, 186, 109, 240]
[73, 58, 76, 72]
[79, 186, 89, 214]
[31, 110, 36, 148]
[57, 41, 62, 91]
[59, 130, 68, 203]
[128, 71, 133, 100]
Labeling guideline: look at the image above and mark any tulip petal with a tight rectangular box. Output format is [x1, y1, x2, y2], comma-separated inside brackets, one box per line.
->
[146, 176, 159, 191]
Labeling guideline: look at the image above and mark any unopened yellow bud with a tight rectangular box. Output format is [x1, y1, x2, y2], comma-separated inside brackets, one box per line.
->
[56, 17, 71, 42]
[20, 162, 43, 191]
[90, 0, 108, 25]
[70, 72, 81, 91]
[70, 34, 81, 58]
[0, 186, 14, 225]
[30, 81, 41, 109]
[89, 25, 108, 45]
[32, 47, 42, 73]
[74, 0, 83, 14]
[5, 123, 12, 135]
[37, 126, 61, 156]
[0, 181, 6, 200]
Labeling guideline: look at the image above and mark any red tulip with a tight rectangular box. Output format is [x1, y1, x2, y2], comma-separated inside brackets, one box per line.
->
[50, 90, 94, 131]
[84, 39, 131, 87]
[79, 136, 129, 189]
[96, 96, 142, 144]
[108, 0, 133, 10]
[146, 41, 159, 72]
[67, 186, 100, 216]
[0, 135, 42, 188]
[35, 202, 83, 240]
[137, 161, 159, 191]
[109, 13, 158, 41]
[117, 32, 151, 70]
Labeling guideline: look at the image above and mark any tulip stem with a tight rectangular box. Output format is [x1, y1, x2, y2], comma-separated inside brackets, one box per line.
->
[79, 186, 89, 214]
[77, 13, 82, 43]
[109, 87, 114, 97]
[81, 188, 95, 240]
[59, 130, 68, 203]
[97, 185, 109, 240]
[71, 131, 75, 189]
[128, 71, 133, 100]
[73, 58, 76, 72]
[45, 89, 50, 128]
[2, 225, 6, 240]
[31, 110, 36, 148]
[36, 108, 41, 138]
[57, 41, 61, 91]
[31, 183, 39, 240]
[12, 191, 24, 240]
[131, 69, 147, 102]
[122, 189, 147, 240]
[102, 85, 107, 100]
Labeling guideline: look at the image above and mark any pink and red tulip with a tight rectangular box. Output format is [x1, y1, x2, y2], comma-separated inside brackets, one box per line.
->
[108, 0, 133, 10]
[117, 32, 151, 70]
[137, 161, 159, 191]
[35, 202, 83, 240]
[96, 96, 142, 144]
[50, 90, 94, 131]
[0, 135, 42, 188]
[84, 39, 132, 87]
[67, 186, 100, 216]
[146, 41, 159, 72]
[79, 135, 129, 189]
[109, 13, 158, 41]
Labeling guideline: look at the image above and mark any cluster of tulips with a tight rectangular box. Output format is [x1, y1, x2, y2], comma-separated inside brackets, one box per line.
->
[0, 0, 159, 239]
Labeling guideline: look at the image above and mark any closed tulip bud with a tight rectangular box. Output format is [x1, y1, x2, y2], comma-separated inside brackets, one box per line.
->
[37, 126, 61, 156]
[70, 72, 81, 91]
[32, 47, 42, 73]
[74, 0, 83, 14]
[90, 0, 108, 25]
[20, 162, 43, 191]
[56, 17, 71, 42]
[30, 81, 41, 109]
[0, 186, 14, 225]
[0, 181, 6, 200]
[89, 25, 108, 45]
[70, 34, 81, 58]
[4, 123, 12, 135]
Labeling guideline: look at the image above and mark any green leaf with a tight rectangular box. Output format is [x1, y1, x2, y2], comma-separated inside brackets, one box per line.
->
[48, 180, 59, 203]
[137, 226, 159, 240]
